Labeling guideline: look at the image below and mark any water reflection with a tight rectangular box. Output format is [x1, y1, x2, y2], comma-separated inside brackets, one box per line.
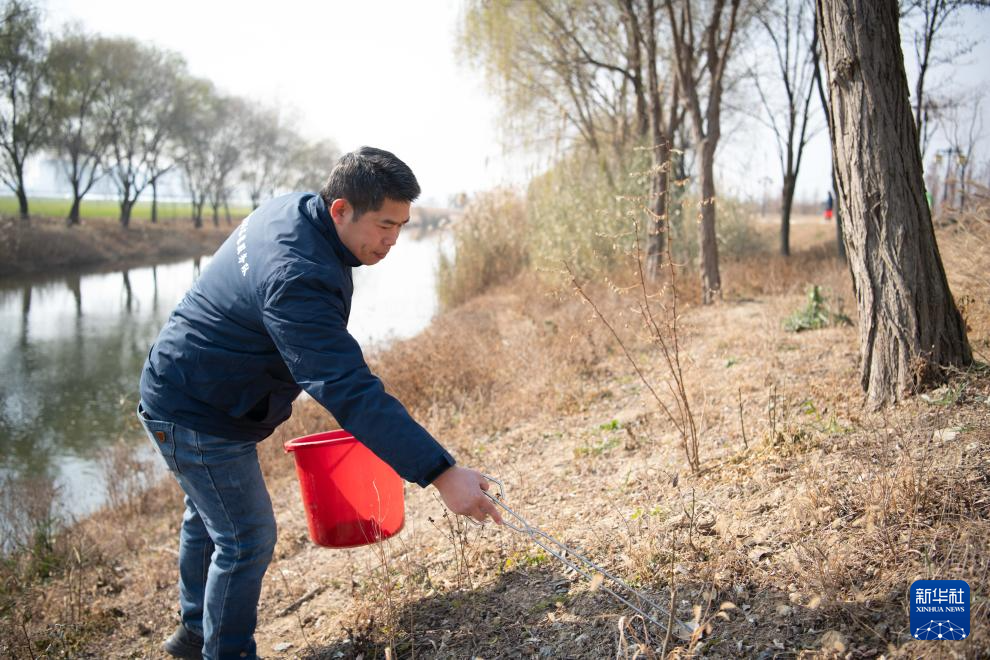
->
[0, 257, 213, 514]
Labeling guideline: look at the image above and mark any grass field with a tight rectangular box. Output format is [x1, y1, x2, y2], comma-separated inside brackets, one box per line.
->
[0, 195, 254, 223]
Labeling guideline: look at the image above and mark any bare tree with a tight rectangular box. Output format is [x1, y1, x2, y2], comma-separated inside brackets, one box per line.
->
[943, 96, 983, 211]
[102, 39, 186, 227]
[175, 78, 220, 229]
[286, 137, 339, 193]
[816, 0, 971, 407]
[240, 105, 295, 209]
[143, 54, 187, 225]
[664, 0, 743, 304]
[205, 95, 245, 226]
[899, 0, 990, 158]
[620, 0, 685, 277]
[46, 30, 112, 226]
[0, 0, 52, 220]
[750, 0, 818, 256]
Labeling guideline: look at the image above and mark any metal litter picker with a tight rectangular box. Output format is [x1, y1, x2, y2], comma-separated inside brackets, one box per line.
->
[476, 475, 694, 640]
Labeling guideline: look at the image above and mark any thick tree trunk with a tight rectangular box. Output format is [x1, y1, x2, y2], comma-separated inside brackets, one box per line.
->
[119, 199, 133, 228]
[831, 169, 845, 261]
[698, 141, 721, 304]
[67, 197, 82, 226]
[816, 0, 971, 407]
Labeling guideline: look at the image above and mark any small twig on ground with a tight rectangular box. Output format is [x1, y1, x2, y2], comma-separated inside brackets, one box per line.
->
[20, 619, 38, 660]
[276, 585, 326, 618]
[737, 387, 749, 449]
[277, 567, 318, 657]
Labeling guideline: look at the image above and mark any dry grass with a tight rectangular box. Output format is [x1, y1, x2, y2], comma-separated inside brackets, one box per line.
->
[1, 211, 987, 658]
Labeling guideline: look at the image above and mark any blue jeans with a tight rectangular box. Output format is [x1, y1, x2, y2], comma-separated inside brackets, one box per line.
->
[138, 403, 277, 660]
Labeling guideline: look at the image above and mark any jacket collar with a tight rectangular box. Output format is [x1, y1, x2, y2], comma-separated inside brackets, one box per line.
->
[307, 195, 362, 268]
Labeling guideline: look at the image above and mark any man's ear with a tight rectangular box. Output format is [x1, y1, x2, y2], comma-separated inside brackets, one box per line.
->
[329, 198, 352, 225]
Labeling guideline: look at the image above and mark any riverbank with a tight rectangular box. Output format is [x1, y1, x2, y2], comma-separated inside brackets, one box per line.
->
[1, 220, 987, 658]
[0, 215, 232, 279]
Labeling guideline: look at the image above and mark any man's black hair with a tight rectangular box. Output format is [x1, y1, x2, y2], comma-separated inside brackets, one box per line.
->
[320, 146, 420, 218]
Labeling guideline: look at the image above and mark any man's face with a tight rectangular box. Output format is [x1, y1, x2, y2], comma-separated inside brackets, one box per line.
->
[330, 197, 410, 266]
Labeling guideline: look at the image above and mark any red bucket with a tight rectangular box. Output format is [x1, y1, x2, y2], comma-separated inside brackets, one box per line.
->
[284, 430, 404, 548]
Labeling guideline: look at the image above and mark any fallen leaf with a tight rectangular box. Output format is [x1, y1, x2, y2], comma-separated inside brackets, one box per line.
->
[820, 630, 846, 653]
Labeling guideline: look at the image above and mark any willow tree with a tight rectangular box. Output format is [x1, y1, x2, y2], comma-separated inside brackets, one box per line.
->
[47, 31, 113, 226]
[461, 0, 685, 276]
[0, 0, 51, 221]
[816, 0, 970, 406]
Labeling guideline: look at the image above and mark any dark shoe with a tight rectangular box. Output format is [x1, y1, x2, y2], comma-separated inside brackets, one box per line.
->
[163, 624, 203, 659]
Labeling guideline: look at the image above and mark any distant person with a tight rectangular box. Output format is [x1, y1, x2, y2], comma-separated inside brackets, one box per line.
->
[824, 190, 834, 222]
[137, 147, 502, 660]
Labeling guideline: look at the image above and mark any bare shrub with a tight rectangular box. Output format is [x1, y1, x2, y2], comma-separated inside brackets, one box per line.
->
[97, 439, 160, 517]
[670, 194, 767, 266]
[0, 473, 64, 579]
[527, 145, 652, 278]
[437, 189, 529, 309]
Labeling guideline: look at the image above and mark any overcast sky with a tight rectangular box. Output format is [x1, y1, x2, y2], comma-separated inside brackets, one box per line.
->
[40, 0, 990, 207]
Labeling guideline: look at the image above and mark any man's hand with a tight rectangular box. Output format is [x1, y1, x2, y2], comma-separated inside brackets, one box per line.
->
[431, 466, 504, 525]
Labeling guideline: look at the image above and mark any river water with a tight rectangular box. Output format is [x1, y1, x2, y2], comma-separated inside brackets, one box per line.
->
[0, 229, 450, 523]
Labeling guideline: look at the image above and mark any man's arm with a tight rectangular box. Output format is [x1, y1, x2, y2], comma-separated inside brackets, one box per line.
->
[261, 266, 500, 522]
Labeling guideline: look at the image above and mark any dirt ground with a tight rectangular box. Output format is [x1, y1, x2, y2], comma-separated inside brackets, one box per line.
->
[1, 219, 987, 659]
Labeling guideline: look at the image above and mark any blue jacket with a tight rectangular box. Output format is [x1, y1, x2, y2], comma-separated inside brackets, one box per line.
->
[139, 193, 455, 487]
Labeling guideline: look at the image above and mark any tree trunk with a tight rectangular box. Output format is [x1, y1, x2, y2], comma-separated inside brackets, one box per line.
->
[816, 0, 971, 407]
[698, 140, 721, 303]
[643, 0, 669, 279]
[67, 197, 82, 227]
[780, 174, 795, 257]
[67, 179, 82, 227]
[151, 180, 159, 224]
[832, 170, 845, 262]
[119, 199, 133, 228]
[192, 198, 204, 229]
[16, 184, 29, 221]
